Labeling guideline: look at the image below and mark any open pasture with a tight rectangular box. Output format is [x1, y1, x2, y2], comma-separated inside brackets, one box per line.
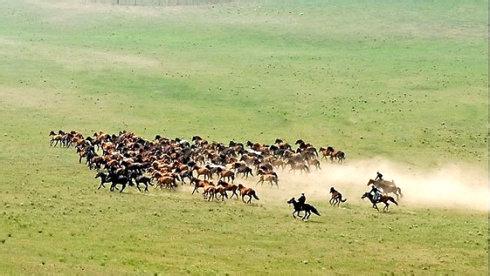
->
[0, 0, 488, 274]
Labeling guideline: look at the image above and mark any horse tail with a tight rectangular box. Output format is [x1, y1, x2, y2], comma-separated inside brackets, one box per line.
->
[397, 187, 403, 198]
[310, 206, 321, 216]
[340, 197, 347, 202]
[252, 192, 259, 200]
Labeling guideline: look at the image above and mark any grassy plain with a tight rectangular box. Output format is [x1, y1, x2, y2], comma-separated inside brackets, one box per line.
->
[0, 0, 487, 274]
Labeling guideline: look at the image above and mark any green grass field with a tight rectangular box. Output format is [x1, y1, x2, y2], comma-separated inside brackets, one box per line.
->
[0, 0, 488, 274]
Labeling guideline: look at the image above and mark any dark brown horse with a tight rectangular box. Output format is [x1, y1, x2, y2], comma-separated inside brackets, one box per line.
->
[329, 187, 346, 206]
[361, 192, 398, 212]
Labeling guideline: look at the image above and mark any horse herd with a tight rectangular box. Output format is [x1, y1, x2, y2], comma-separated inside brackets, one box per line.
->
[49, 130, 347, 204]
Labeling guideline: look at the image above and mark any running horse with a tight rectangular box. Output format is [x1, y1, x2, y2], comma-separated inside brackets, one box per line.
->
[361, 192, 398, 212]
[367, 179, 403, 200]
[287, 198, 321, 221]
[329, 187, 347, 207]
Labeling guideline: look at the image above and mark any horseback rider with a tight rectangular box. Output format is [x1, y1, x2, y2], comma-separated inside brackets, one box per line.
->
[370, 185, 381, 202]
[297, 193, 306, 208]
[375, 171, 383, 181]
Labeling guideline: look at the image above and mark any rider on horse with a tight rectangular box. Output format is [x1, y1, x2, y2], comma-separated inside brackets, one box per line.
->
[370, 185, 381, 202]
[375, 171, 383, 181]
[298, 193, 306, 208]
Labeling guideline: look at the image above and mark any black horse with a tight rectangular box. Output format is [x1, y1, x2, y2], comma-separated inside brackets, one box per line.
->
[287, 198, 321, 221]
[95, 171, 112, 190]
[108, 172, 132, 193]
[236, 166, 254, 178]
[131, 174, 152, 192]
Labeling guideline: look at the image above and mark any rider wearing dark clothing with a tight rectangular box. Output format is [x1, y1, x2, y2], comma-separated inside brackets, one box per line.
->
[370, 185, 381, 201]
[298, 193, 306, 207]
[375, 171, 383, 181]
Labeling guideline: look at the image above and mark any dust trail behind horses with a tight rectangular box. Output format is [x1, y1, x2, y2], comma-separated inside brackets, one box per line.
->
[244, 158, 488, 212]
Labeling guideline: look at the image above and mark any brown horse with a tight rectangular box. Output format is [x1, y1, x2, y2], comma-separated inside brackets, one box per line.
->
[307, 158, 321, 170]
[213, 186, 229, 201]
[361, 192, 398, 212]
[329, 187, 347, 206]
[203, 185, 217, 201]
[367, 179, 403, 200]
[193, 166, 212, 180]
[237, 184, 259, 203]
[257, 173, 279, 187]
[191, 178, 214, 194]
[219, 169, 235, 183]
[320, 146, 345, 163]
[287, 161, 310, 173]
[157, 175, 177, 190]
[217, 180, 239, 199]
[49, 131, 64, 147]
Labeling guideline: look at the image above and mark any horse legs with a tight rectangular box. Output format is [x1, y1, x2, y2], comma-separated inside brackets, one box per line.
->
[247, 195, 252, 204]
[302, 211, 310, 221]
[119, 183, 126, 193]
[373, 204, 379, 211]
[383, 203, 389, 211]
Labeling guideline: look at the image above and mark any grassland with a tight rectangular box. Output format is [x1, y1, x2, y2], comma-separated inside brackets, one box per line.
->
[0, 0, 488, 274]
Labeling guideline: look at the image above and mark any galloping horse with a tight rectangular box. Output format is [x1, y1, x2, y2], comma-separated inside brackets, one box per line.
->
[361, 192, 398, 212]
[367, 179, 403, 200]
[257, 173, 279, 187]
[237, 184, 259, 203]
[287, 198, 321, 220]
[329, 187, 347, 206]
[217, 180, 239, 199]
[95, 171, 112, 190]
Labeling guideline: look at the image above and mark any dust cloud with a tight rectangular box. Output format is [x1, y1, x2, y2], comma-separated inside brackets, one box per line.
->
[245, 158, 489, 212]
